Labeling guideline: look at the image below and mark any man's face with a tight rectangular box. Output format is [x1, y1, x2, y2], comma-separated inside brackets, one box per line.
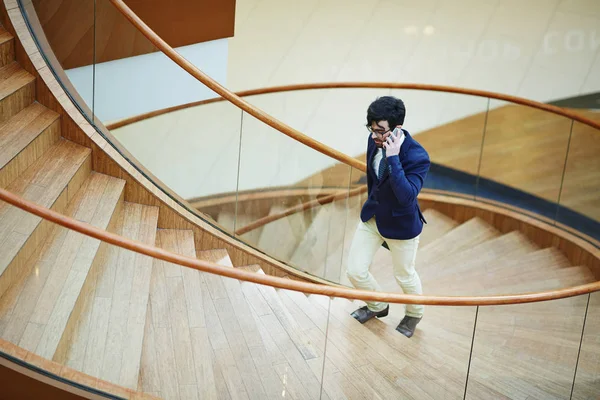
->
[369, 120, 394, 148]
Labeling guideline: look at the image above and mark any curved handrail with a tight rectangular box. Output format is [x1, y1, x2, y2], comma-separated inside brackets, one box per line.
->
[1, 187, 599, 306]
[108, 0, 365, 172]
[106, 83, 600, 132]
[108, 0, 600, 180]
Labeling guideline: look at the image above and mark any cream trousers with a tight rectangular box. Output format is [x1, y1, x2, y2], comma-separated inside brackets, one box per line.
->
[346, 217, 424, 317]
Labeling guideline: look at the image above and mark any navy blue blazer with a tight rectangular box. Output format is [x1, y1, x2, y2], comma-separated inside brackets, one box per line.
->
[360, 129, 430, 240]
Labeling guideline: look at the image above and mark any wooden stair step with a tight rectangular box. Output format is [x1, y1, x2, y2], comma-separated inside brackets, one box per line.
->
[286, 292, 383, 400]
[419, 208, 460, 247]
[450, 247, 579, 296]
[0, 26, 14, 68]
[484, 247, 571, 285]
[307, 293, 460, 399]
[428, 246, 573, 295]
[141, 229, 202, 399]
[371, 220, 509, 292]
[422, 231, 538, 282]
[417, 217, 500, 266]
[490, 265, 596, 295]
[217, 207, 265, 247]
[0, 172, 125, 362]
[0, 139, 91, 299]
[0, 103, 61, 189]
[208, 252, 274, 399]
[257, 203, 312, 263]
[55, 202, 159, 390]
[0, 61, 35, 123]
[239, 269, 329, 400]
[197, 249, 277, 400]
[237, 264, 261, 273]
[195, 249, 258, 399]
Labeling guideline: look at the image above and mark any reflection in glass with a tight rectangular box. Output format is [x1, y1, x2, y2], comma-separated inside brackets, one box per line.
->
[236, 110, 355, 281]
[572, 292, 600, 400]
[477, 100, 572, 220]
[111, 101, 243, 234]
[388, 90, 489, 198]
[466, 296, 588, 399]
[319, 296, 478, 399]
[556, 119, 600, 241]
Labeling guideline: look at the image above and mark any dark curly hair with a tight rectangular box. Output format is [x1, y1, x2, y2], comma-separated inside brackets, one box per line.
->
[366, 96, 406, 129]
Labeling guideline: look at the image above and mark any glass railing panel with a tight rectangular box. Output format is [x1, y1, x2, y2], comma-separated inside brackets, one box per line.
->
[110, 101, 243, 234]
[325, 166, 367, 286]
[19, 0, 95, 121]
[245, 88, 491, 199]
[388, 89, 490, 198]
[571, 292, 600, 400]
[90, 0, 242, 234]
[318, 294, 478, 399]
[92, 0, 229, 127]
[236, 110, 353, 281]
[556, 117, 600, 241]
[476, 100, 573, 221]
[466, 295, 588, 399]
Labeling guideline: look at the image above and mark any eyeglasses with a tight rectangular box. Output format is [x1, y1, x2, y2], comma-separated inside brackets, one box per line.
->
[367, 126, 392, 136]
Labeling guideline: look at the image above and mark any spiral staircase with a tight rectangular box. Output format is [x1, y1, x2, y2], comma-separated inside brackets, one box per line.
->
[0, 1, 599, 400]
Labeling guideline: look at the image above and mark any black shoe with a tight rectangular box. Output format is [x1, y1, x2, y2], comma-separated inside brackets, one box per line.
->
[395, 315, 422, 338]
[350, 305, 389, 324]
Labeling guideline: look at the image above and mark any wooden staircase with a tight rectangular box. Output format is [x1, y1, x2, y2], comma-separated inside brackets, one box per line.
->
[0, 19, 598, 400]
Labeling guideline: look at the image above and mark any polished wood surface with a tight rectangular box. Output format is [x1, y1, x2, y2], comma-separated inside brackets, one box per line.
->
[1, 172, 124, 361]
[2, 185, 599, 306]
[0, 3, 598, 398]
[0, 103, 60, 189]
[8, 0, 597, 304]
[0, 25, 14, 67]
[29, 0, 235, 69]
[0, 139, 91, 301]
[0, 61, 34, 123]
[5, 0, 333, 288]
[59, 202, 159, 390]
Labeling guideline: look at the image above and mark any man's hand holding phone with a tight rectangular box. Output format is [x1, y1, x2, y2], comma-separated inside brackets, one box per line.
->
[384, 127, 405, 157]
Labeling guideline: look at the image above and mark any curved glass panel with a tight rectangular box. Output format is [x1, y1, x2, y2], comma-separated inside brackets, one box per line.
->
[572, 292, 600, 399]
[477, 100, 573, 219]
[4, 2, 600, 399]
[235, 106, 353, 280]
[557, 118, 600, 239]
[467, 296, 588, 399]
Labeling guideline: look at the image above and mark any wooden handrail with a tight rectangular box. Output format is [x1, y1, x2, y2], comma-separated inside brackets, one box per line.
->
[1, 187, 599, 306]
[106, 83, 600, 132]
[234, 185, 368, 235]
[108, 0, 366, 173]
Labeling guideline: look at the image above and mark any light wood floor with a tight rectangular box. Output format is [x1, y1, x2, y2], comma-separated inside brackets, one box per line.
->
[0, 19, 599, 400]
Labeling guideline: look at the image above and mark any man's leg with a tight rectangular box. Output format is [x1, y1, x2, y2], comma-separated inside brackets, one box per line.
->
[346, 218, 389, 319]
[387, 235, 424, 337]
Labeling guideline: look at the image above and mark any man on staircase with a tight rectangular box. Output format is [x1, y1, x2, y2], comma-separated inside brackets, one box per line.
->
[347, 96, 430, 338]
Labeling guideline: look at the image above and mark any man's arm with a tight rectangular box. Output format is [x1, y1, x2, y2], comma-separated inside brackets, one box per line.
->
[387, 153, 430, 206]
